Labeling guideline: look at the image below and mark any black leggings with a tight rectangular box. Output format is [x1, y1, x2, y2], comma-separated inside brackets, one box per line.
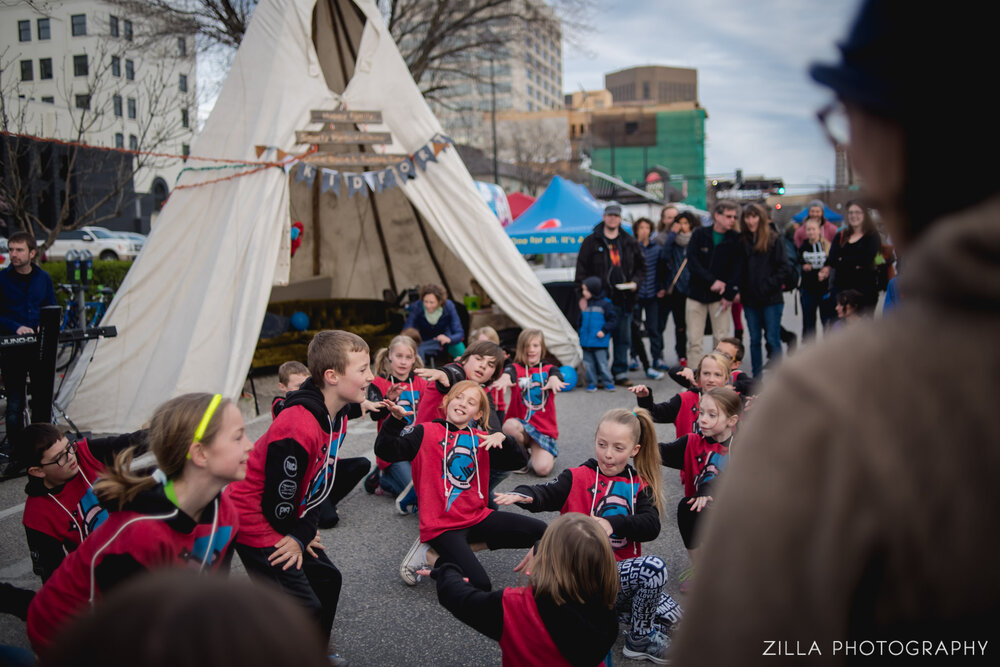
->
[236, 543, 342, 642]
[676, 497, 708, 550]
[429, 511, 547, 591]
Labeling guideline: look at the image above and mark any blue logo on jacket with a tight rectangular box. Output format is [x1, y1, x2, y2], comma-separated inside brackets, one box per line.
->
[443, 432, 479, 511]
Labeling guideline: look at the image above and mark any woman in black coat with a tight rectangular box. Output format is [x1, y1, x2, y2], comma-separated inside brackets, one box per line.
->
[739, 203, 791, 377]
[818, 200, 880, 313]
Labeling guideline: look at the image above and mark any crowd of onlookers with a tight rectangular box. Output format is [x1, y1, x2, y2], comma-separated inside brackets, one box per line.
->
[573, 197, 895, 393]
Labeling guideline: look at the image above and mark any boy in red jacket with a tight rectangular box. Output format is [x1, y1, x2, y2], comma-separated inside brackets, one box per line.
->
[226, 330, 373, 663]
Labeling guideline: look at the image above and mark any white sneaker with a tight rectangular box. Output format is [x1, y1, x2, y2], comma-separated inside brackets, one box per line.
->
[399, 537, 430, 586]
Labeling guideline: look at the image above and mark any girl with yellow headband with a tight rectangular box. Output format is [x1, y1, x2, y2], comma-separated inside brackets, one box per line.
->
[26, 392, 252, 654]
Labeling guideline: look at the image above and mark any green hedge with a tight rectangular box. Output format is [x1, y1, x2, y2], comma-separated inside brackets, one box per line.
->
[40, 260, 133, 305]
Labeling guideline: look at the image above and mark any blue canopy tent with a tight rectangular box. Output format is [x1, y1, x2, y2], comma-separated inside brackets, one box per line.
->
[505, 176, 626, 254]
[792, 204, 844, 223]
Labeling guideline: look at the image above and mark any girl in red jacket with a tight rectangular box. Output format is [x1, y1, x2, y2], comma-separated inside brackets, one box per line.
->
[660, 386, 741, 593]
[374, 380, 546, 590]
[496, 408, 680, 664]
[27, 393, 251, 653]
[629, 352, 731, 439]
[363, 335, 428, 511]
[430, 513, 619, 667]
[499, 329, 566, 477]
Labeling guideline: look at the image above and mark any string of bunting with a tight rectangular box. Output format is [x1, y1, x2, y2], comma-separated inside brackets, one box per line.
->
[286, 132, 455, 198]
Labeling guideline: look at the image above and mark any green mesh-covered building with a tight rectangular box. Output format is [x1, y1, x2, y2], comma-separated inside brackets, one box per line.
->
[589, 104, 707, 210]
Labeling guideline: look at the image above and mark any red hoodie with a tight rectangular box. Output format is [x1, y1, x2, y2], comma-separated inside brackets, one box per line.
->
[504, 363, 562, 440]
[374, 418, 528, 542]
[27, 486, 237, 652]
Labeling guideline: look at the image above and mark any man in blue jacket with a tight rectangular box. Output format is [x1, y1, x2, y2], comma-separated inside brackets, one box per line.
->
[1, 231, 57, 459]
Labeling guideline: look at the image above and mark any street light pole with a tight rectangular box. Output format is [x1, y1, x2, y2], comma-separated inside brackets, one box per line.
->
[491, 55, 498, 185]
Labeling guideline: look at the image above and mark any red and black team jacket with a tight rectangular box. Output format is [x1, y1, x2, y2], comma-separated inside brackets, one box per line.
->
[432, 562, 617, 666]
[22, 431, 147, 582]
[659, 432, 732, 498]
[414, 363, 504, 432]
[367, 373, 428, 470]
[512, 459, 660, 561]
[504, 363, 563, 440]
[26, 484, 238, 652]
[637, 388, 701, 487]
[374, 416, 527, 543]
[227, 378, 347, 549]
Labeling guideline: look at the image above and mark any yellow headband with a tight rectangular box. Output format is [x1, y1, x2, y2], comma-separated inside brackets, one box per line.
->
[193, 394, 224, 444]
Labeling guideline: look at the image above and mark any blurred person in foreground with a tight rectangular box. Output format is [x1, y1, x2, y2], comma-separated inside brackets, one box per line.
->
[39, 571, 329, 667]
[673, 1, 1000, 664]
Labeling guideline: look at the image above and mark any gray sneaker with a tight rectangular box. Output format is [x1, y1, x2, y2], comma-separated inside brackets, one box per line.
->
[399, 538, 430, 586]
[623, 629, 671, 664]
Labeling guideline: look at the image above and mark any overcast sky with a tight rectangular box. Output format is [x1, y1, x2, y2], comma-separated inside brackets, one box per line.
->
[561, 0, 864, 194]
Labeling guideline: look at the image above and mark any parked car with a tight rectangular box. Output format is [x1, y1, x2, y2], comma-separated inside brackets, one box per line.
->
[43, 226, 142, 261]
[0, 237, 9, 268]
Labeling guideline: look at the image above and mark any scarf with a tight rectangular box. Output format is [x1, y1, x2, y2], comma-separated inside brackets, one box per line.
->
[424, 306, 443, 325]
[674, 231, 692, 247]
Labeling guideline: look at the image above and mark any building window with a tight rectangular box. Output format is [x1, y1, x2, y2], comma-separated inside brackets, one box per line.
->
[128, 97, 137, 119]
[39, 58, 52, 80]
[71, 14, 87, 36]
[41, 96, 54, 104]
[177, 37, 187, 56]
[643, 82, 650, 100]
[110, 15, 119, 37]
[74, 54, 88, 77]
[75, 94, 91, 110]
[113, 94, 123, 117]
[181, 108, 189, 128]
[129, 134, 138, 150]
[20, 60, 33, 81]
[115, 133, 124, 148]
[125, 59, 134, 80]
[18, 20, 31, 42]
[112, 56, 121, 77]
[37, 18, 50, 40]
[124, 20, 133, 41]
[179, 74, 187, 92]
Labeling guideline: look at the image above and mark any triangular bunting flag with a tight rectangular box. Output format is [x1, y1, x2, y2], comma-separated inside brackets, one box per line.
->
[362, 171, 378, 192]
[376, 167, 397, 193]
[320, 169, 341, 195]
[254, 145, 267, 158]
[295, 162, 316, 185]
[395, 157, 416, 181]
[413, 145, 437, 171]
[277, 149, 288, 162]
[346, 173, 368, 198]
[432, 132, 455, 146]
[432, 141, 449, 156]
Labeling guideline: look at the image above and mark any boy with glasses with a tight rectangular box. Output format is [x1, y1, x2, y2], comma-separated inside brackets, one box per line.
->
[17, 424, 146, 582]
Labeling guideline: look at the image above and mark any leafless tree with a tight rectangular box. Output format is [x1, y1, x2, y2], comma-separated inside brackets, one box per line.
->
[107, 0, 594, 97]
[1, 35, 195, 250]
[496, 115, 576, 195]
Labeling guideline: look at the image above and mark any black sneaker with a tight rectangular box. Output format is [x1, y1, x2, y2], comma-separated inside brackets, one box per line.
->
[614, 377, 634, 387]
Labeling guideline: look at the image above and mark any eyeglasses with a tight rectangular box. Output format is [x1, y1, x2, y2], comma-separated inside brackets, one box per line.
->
[816, 100, 849, 147]
[40, 442, 77, 467]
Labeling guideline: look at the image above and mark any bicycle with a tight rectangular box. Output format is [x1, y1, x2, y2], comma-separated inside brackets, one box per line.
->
[55, 284, 115, 372]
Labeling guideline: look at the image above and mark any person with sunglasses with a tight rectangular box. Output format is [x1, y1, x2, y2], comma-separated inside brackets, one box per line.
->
[18, 425, 148, 583]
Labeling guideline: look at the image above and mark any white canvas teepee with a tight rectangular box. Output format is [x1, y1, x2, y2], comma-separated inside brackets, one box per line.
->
[57, 0, 581, 433]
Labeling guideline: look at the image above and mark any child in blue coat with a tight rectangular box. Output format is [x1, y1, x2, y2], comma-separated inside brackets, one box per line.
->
[578, 276, 619, 392]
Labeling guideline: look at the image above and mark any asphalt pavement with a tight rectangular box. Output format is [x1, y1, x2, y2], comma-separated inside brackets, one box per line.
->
[0, 293, 811, 664]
